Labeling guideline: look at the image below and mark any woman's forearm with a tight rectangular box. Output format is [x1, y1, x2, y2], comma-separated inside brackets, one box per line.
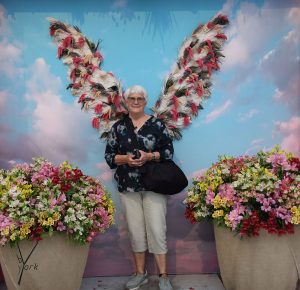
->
[114, 154, 129, 165]
[114, 151, 161, 166]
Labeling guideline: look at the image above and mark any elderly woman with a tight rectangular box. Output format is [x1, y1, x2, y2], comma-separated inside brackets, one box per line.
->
[105, 85, 174, 290]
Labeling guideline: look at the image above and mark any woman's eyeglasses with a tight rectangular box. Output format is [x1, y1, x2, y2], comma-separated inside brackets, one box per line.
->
[127, 97, 145, 103]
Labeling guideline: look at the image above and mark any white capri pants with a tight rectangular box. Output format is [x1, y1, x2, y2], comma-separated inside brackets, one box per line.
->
[120, 191, 168, 254]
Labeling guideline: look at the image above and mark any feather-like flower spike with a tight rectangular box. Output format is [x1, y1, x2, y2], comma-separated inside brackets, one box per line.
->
[48, 17, 127, 140]
[48, 14, 229, 141]
[152, 14, 229, 139]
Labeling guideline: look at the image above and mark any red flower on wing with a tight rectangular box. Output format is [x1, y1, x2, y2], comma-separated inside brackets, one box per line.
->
[191, 103, 198, 115]
[215, 33, 227, 40]
[184, 116, 190, 127]
[207, 22, 215, 29]
[92, 117, 100, 129]
[62, 35, 73, 48]
[196, 85, 203, 97]
[94, 103, 103, 114]
[73, 57, 83, 68]
[57, 46, 63, 59]
[171, 108, 178, 121]
[70, 69, 77, 82]
[94, 51, 103, 62]
[78, 93, 87, 103]
[50, 26, 56, 36]
[77, 37, 85, 48]
[172, 95, 180, 110]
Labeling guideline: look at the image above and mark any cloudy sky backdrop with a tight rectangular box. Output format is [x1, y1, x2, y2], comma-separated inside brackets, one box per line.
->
[0, 0, 299, 276]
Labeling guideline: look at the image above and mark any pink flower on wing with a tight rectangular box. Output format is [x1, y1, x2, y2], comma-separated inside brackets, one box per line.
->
[205, 189, 215, 204]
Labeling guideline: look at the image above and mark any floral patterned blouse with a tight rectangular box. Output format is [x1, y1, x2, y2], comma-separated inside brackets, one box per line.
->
[105, 115, 174, 192]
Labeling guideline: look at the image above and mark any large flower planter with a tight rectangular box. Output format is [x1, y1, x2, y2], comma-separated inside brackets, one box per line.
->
[214, 224, 300, 290]
[0, 233, 89, 290]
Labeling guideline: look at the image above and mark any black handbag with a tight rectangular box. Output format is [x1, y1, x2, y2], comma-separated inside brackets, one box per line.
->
[139, 160, 188, 195]
[125, 115, 188, 195]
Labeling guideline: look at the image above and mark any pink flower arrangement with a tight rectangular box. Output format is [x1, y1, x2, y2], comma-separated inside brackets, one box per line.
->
[0, 158, 114, 245]
[184, 146, 300, 237]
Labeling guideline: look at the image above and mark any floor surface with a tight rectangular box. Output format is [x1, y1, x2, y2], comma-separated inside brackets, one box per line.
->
[0, 274, 224, 290]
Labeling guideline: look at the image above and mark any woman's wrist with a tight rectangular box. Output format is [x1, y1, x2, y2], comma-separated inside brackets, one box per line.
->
[152, 152, 156, 161]
[147, 152, 157, 161]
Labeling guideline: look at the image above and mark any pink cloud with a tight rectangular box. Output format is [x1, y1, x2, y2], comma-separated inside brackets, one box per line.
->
[205, 100, 231, 123]
[0, 4, 10, 36]
[113, 0, 127, 9]
[288, 7, 300, 28]
[0, 9, 99, 167]
[223, 2, 289, 70]
[0, 39, 23, 78]
[169, 238, 218, 273]
[0, 90, 8, 113]
[260, 29, 300, 113]
[0, 6, 23, 77]
[0, 128, 37, 168]
[95, 162, 113, 181]
[0, 57, 100, 168]
[166, 192, 219, 273]
[99, 170, 113, 181]
[251, 138, 264, 146]
[238, 109, 259, 122]
[96, 162, 109, 170]
[275, 116, 300, 157]
[220, 0, 234, 16]
[23, 58, 97, 164]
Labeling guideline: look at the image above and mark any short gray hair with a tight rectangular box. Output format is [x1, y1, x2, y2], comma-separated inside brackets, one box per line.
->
[124, 85, 148, 101]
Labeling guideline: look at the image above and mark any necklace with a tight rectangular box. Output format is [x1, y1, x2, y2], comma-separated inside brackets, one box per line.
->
[131, 115, 150, 131]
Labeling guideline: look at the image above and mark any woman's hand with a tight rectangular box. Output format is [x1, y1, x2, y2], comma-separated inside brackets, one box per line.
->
[127, 150, 151, 167]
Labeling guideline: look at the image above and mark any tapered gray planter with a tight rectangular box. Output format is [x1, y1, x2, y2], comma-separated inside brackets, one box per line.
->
[214, 224, 300, 290]
[0, 233, 89, 290]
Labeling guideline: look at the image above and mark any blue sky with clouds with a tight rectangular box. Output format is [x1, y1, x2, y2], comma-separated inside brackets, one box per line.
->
[0, 0, 299, 190]
[0, 0, 299, 276]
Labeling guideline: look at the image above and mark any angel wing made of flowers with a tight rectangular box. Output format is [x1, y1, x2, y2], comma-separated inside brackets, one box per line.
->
[48, 15, 229, 141]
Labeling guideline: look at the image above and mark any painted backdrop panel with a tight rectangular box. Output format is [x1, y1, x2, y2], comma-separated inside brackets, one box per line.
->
[0, 0, 299, 276]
